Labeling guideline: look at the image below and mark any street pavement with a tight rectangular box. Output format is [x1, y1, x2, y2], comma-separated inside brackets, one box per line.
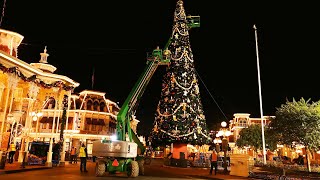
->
[0, 159, 250, 180]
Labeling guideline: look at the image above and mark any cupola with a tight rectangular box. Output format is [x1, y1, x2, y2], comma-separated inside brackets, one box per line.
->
[0, 28, 24, 57]
[30, 46, 57, 73]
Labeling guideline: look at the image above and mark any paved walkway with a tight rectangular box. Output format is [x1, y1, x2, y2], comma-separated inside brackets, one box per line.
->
[0, 160, 250, 179]
[0, 161, 51, 174]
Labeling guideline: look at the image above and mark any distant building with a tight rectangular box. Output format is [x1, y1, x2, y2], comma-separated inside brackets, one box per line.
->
[227, 113, 319, 163]
[229, 113, 274, 142]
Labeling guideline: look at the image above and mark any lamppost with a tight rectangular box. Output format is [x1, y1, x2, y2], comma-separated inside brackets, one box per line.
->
[217, 121, 231, 174]
[7, 113, 15, 146]
[213, 135, 222, 153]
[30, 111, 43, 141]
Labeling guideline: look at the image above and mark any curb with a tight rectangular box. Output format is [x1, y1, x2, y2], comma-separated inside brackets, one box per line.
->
[0, 167, 51, 175]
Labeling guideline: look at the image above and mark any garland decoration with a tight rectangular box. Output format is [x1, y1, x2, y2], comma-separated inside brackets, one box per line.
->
[0, 63, 75, 91]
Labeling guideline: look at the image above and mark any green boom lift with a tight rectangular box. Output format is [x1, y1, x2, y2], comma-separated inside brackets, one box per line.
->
[92, 15, 200, 178]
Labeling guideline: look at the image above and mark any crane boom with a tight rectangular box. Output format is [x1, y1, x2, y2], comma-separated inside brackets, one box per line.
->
[91, 14, 201, 178]
[115, 47, 170, 154]
[115, 15, 200, 154]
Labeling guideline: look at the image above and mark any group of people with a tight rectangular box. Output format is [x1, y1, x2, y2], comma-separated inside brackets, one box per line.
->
[8, 141, 88, 173]
[7, 141, 217, 175]
[68, 144, 89, 172]
[60, 143, 89, 172]
[8, 141, 218, 175]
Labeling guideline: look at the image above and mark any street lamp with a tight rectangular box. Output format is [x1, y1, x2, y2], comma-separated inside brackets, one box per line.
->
[30, 111, 43, 141]
[217, 121, 231, 174]
[213, 135, 222, 153]
[30, 111, 43, 121]
[7, 114, 15, 146]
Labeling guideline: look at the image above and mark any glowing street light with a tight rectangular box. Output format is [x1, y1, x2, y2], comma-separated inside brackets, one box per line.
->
[7, 114, 16, 146]
[30, 111, 43, 121]
[213, 136, 222, 144]
[217, 121, 231, 174]
[214, 135, 222, 153]
[30, 111, 43, 140]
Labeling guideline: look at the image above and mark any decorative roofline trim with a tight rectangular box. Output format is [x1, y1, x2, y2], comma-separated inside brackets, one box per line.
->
[0, 62, 76, 91]
[0, 51, 80, 88]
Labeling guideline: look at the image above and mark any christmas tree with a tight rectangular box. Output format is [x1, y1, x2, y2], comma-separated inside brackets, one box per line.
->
[150, 0, 210, 146]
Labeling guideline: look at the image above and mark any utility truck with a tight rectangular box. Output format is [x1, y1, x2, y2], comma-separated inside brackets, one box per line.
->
[92, 15, 200, 178]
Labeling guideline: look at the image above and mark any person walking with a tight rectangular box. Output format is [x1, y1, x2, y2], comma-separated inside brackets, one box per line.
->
[74, 147, 78, 164]
[210, 149, 218, 175]
[79, 143, 88, 172]
[8, 142, 16, 164]
[69, 146, 76, 164]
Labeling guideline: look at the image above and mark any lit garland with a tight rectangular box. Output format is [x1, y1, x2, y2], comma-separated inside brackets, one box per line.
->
[156, 101, 205, 120]
[0, 63, 75, 91]
[170, 43, 194, 63]
[173, 76, 196, 90]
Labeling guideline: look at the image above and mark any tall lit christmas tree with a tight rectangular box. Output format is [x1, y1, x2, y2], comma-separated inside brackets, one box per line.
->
[150, 0, 210, 147]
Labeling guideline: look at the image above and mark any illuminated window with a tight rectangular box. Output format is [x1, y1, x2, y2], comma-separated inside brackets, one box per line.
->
[100, 102, 106, 112]
[85, 119, 90, 130]
[86, 100, 93, 111]
[238, 118, 247, 127]
[93, 101, 99, 111]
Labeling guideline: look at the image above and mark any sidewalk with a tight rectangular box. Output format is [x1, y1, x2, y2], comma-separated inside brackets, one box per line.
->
[0, 161, 51, 175]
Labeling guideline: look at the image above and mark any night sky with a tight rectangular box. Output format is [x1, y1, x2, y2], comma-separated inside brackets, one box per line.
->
[1, 1, 319, 136]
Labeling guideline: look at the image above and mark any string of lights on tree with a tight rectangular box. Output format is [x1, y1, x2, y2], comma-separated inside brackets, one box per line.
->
[0, 63, 75, 91]
[150, 0, 210, 146]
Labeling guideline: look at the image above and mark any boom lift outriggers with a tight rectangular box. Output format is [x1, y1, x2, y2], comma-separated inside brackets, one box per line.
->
[92, 15, 200, 178]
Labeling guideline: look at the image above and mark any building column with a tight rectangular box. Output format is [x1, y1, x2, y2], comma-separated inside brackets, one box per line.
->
[0, 74, 18, 149]
[45, 87, 60, 167]
[60, 92, 71, 166]
[18, 83, 39, 163]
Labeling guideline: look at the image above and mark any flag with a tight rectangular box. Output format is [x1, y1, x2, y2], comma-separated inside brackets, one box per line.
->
[91, 67, 95, 89]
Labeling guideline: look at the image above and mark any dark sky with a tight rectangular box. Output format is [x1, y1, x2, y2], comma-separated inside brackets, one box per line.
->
[1, 1, 319, 136]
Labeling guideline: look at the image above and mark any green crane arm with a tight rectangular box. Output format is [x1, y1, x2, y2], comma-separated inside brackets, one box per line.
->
[115, 47, 170, 154]
[115, 15, 200, 155]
